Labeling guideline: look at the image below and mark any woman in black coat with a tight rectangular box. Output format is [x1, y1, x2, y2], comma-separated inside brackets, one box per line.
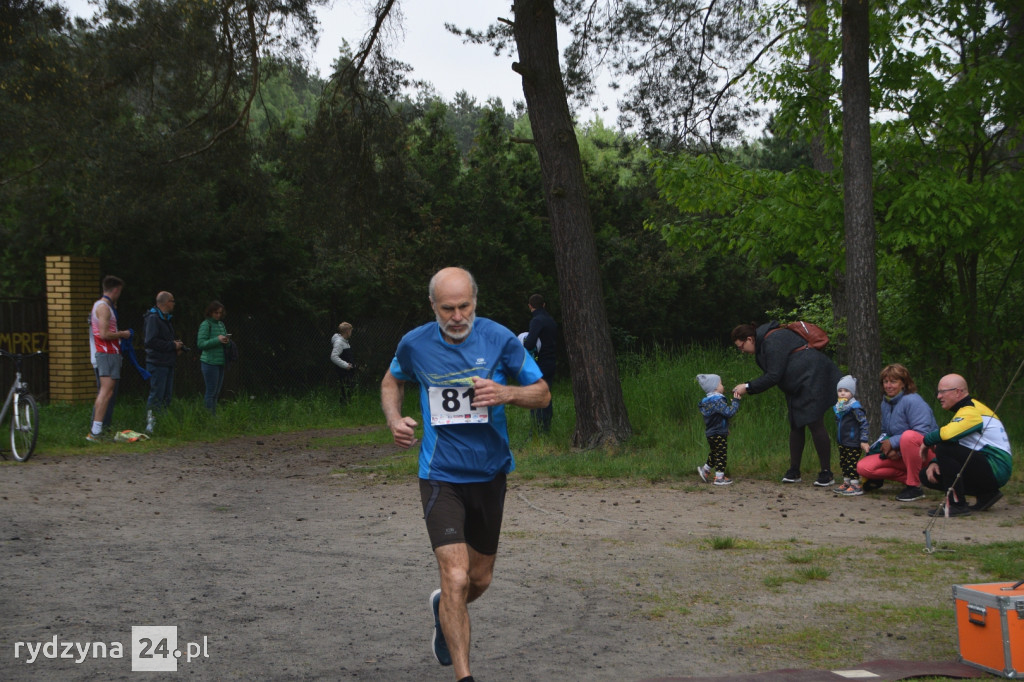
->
[730, 321, 842, 486]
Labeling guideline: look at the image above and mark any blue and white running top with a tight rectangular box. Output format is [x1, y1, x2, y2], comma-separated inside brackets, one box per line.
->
[389, 317, 544, 483]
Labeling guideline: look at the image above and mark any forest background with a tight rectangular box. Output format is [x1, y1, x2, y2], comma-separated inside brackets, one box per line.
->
[2, 0, 1023, 417]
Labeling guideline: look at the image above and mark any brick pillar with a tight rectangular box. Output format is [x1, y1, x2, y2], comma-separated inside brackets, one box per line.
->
[46, 256, 100, 404]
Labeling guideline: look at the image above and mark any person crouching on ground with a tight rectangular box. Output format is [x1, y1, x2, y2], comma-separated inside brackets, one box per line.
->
[832, 375, 869, 496]
[696, 373, 741, 486]
[856, 363, 938, 502]
[920, 374, 1013, 517]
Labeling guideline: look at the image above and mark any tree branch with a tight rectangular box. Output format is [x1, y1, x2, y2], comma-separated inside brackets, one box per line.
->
[166, 0, 262, 163]
[327, 0, 398, 104]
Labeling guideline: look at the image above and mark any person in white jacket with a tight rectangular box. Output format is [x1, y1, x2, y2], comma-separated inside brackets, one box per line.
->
[330, 322, 356, 403]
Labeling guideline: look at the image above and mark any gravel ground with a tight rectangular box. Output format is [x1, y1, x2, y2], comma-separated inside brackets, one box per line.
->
[1, 428, 1016, 681]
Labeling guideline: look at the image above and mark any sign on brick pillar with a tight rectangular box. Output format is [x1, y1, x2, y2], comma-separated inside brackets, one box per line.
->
[46, 255, 100, 404]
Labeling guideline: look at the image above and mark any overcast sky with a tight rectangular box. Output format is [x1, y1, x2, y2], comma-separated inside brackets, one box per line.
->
[317, 2, 620, 119]
[61, 0, 620, 118]
[316, 1, 528, 108]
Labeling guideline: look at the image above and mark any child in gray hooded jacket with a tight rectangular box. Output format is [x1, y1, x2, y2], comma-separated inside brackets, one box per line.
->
[833, 374, 870, 496]
[697, 373, 742, 486]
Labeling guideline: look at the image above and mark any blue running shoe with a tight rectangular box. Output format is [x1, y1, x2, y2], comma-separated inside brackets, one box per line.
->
[429, 589, 451, 666]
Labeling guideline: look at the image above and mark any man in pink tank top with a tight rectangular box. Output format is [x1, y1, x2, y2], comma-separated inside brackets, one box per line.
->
[87, 276, 130, 442]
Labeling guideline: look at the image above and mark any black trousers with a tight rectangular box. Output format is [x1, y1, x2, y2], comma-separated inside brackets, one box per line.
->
[530, 367, 555, 432]
[919, 442, 999, 502]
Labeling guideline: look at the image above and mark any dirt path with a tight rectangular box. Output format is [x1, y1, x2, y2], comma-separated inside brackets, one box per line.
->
[0, 429, 1014, 680]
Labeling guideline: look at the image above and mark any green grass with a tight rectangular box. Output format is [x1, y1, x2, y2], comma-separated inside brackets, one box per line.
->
[309, 430, 395, 449]
[784, 547, 838, 564]
[634, 588, 694, 620]
[928, 541, 1024, 579]
[28, 387, 386, 456]
[604, 534, 1016, 675]
[709, 536, 738, 550]
[22, 345, 1024, 507]
[625, 536, 1016, 673]
[737, 601, 957, 669]
[511, 347, 812, 480]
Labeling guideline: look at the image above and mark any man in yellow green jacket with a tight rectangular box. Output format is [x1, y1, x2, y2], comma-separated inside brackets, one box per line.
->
[920, 374, 1013, 516]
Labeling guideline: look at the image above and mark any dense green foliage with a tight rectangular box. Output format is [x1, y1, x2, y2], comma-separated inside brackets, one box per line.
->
[2, 0, 1022, 399]
[653, 1, 1024, 393]
[1, 0, 777, 360]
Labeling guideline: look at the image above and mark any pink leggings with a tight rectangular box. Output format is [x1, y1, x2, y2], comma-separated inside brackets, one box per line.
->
[856, 430, 931, 486]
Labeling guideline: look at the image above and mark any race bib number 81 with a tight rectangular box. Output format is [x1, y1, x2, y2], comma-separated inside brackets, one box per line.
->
[428, 386, 488, 425]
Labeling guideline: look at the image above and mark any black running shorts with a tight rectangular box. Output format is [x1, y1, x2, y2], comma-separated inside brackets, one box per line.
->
[419, 473, 507, 555]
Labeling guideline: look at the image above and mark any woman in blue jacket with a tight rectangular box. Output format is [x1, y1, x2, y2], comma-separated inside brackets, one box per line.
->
[856, 363, 938, 501]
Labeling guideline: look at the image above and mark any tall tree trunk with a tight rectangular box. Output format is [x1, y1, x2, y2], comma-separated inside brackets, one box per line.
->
[511, 0, 632, 447]
[841, 0, 881, 432]
[803, 0, 847, 369]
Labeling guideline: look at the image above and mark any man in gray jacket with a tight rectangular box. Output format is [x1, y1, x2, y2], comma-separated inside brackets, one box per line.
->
[143, 291, 184, 433]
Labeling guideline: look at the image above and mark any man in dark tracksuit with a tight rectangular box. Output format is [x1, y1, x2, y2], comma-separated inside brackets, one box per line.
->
[143, 291, 183, 433]
[523, 293, 557, 432]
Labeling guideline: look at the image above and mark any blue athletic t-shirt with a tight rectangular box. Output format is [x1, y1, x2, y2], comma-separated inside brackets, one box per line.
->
[389, 317, 544, 483]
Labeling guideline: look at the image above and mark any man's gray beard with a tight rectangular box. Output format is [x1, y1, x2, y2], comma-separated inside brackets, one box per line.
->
[438, 313, 474, 341]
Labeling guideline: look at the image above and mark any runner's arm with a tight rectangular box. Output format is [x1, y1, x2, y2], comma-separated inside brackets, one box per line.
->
[470, 377, 550, 410]
[381, 370, 418, 448]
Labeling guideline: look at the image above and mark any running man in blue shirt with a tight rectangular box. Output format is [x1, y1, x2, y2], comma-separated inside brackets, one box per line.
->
[381, 267, 550, 682]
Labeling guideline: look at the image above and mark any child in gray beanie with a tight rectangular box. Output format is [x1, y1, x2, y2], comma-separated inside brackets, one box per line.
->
[697, 373, 742, 486]
[833, 375, 870, 496]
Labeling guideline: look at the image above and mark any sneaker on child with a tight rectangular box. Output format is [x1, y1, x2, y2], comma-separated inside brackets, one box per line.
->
[840, 480, 863, 496]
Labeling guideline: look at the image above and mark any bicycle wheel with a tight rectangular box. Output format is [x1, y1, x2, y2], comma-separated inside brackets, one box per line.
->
[10, 393, 38, 462]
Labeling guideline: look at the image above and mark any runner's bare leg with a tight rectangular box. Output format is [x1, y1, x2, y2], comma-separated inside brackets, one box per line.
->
[435, 543, 496, 680]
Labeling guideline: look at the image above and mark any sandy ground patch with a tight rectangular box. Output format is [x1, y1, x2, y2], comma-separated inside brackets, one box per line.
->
[1, 429, 1015, 680]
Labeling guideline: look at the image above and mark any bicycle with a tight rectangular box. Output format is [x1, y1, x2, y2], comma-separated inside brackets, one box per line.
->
[0, 349, 44, 462]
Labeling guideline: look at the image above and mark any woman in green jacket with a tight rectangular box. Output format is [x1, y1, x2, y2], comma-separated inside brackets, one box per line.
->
[197, 300, 229, 413]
